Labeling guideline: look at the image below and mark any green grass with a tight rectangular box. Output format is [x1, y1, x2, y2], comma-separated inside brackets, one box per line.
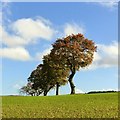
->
[2, 93, 118, 118]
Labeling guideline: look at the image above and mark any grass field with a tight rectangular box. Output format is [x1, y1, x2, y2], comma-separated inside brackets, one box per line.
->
[2, 93, 118, 118]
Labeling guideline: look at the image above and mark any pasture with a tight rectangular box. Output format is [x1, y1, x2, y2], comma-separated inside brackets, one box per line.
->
[2, 93, 118, 118]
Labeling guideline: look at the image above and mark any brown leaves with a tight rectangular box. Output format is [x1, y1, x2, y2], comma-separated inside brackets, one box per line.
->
[51, 33, 97, 71]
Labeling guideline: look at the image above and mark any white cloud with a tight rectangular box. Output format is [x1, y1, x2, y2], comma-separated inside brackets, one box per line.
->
[2, 17, 55, 47]
[1, 25, 27, 47]
[11, 18, 55, 41]
[75, 88, 85, 93]
[36, 46, 52, 61]
[0, 17, 55, 61]
[95, 41, 118, 67]
[98, 41, 118, 56]
[83, 41, 118, 70]
[0, 47, 32, 61]
[98, 1, 118, 9]
[64, 23, 85, 36]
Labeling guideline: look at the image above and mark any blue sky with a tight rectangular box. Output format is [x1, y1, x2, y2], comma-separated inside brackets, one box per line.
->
[1, 2, 118, 95]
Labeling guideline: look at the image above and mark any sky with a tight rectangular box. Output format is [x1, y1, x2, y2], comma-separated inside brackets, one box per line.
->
[0, 1, 118, 95]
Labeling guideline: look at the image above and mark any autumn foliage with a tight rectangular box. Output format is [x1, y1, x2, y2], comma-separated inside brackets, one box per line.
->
[20, 33, 97, 96]
[50, 33, 97, 94]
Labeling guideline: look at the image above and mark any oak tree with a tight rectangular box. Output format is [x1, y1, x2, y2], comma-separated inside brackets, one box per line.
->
[50, 33, 97, 94]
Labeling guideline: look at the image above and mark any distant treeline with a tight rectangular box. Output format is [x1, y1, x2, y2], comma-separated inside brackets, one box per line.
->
[87, 90, 118, 94]
[6, 91, 119, 96]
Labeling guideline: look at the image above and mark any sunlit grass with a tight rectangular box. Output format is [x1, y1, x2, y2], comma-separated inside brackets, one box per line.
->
[2, 93, 118, 118]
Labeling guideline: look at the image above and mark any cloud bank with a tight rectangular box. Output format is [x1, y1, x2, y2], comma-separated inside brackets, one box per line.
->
[1, 3, 118, 68]
[0, 47, 31, 61]
[1, 17, 55, 61]
[2, 18, 55, 47]
[1, 18, 118, 70]
[85, 41, 118, 70]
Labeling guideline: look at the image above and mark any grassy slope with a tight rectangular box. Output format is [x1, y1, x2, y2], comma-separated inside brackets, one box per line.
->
[2, 93, 118, 118]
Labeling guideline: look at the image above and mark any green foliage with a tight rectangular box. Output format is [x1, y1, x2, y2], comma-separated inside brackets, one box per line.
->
[26, 54, 69, 96]
[2, 93, 118, 118]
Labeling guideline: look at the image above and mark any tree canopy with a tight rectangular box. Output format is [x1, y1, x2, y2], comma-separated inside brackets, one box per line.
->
[50, 33, 97, 94]
[27, 54, 69, 96]
[21, 33, 97, 96]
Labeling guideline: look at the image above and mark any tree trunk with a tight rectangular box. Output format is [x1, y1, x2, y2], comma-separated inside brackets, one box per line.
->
[43, 91, 48, 96]
[56, 82, 60, 95]
[43, 85, 54, 96]
[68, 71, 75, 94]
[43, 87, 51, 96]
